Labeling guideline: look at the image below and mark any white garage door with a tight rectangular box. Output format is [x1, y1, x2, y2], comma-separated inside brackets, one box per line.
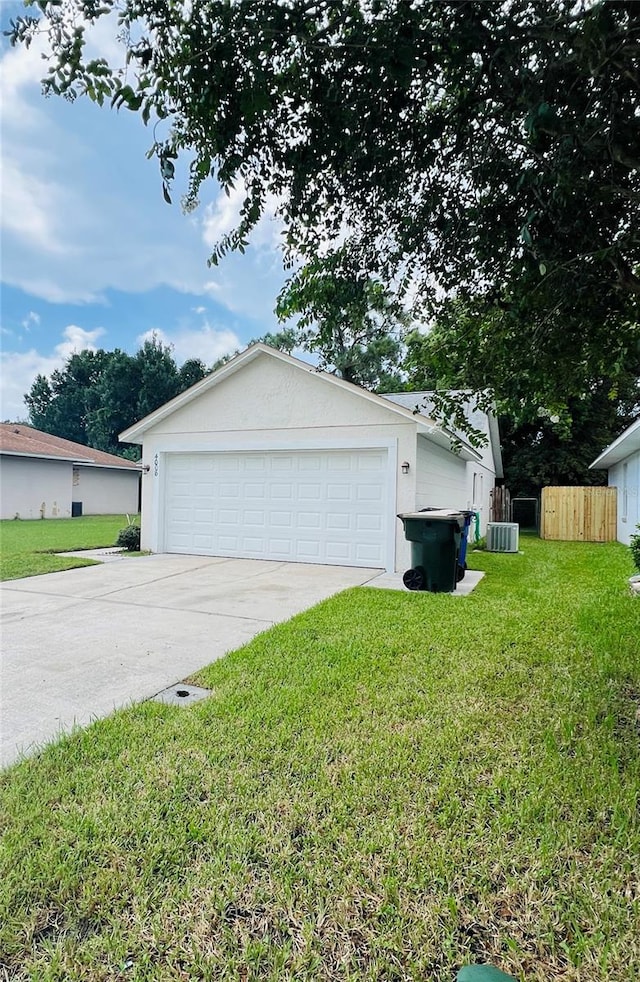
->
[163, 449, 390, 568]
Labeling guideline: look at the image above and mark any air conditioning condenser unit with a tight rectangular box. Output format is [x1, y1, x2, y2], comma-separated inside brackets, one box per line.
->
[486, 522, 519, 553]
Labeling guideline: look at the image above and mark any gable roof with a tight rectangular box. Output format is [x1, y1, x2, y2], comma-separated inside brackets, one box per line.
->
[120, 343, 483, 462]
[0, 424, 140, 471]
[383, 390, 503, 478]
[590, 417, 640, 469]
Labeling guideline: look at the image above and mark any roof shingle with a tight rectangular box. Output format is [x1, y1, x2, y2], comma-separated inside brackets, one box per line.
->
[0, 425, 139, 470]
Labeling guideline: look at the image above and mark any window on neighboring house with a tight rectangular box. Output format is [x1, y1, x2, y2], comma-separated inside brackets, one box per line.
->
[621, 462, 628, 522]
[73, 466, 80, 487]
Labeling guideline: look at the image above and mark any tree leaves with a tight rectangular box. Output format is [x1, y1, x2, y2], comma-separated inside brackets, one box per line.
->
[10, 0, 640, 412]
[24, 339, 208, 456]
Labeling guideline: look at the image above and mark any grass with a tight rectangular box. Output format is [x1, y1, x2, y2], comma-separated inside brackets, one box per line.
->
[1, 537, 639, 981]
[0, 515, 138, 581]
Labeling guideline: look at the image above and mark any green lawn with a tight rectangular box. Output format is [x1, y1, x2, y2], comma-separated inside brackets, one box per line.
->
[0, 515, 137, 580]
[1, 538, 639, 981]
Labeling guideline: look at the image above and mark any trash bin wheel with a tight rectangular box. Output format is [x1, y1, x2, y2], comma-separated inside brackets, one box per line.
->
[403, 566, 426, 591]
[456, 562, 467, 583]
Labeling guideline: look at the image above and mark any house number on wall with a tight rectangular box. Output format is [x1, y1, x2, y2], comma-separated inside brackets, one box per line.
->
[154, 453, 159, 477]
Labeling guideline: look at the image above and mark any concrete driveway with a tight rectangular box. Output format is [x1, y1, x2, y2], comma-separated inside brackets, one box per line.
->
[1, 554, 382, 769]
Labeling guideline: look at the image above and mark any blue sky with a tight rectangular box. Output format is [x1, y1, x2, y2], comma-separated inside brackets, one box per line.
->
[0, 3, 290, 421]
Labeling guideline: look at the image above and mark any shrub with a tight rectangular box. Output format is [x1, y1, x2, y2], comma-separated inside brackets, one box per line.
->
[116, 524, 141, 551]
[630, 524, 640, 572]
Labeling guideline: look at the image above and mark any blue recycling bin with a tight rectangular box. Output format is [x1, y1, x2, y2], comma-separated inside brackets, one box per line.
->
[457, 509, 476, 581]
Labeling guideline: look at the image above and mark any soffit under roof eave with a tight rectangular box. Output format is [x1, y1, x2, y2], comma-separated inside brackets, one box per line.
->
[0, 449, 90, 463]
[416, 425, 482, 462]
[589, 419, 640, 469]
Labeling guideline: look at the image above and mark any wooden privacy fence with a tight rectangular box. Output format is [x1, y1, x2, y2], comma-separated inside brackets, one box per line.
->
[490, 485, 511, 523]
[540, 486, 617, 542]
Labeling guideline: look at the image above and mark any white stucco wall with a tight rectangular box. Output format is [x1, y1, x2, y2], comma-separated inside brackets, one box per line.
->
[609, 449, 640, 545]
[415, 436, 468, 512]
[0, 456, 71, 519]
[75, 466, 140, 515]
[466, 461, 495, 537]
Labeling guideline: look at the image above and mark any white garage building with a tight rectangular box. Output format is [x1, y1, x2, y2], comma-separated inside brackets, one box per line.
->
[120, 345, 500, 572]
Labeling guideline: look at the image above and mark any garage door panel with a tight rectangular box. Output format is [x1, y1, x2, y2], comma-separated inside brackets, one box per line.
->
[219, 483, 239, 497]
[359, 453, 386, 470]
[327, 455, 351, 471]
[269, 538, 294, 557]
[357, 515, 382, 531]
[218, 509, 241, 524]
[327, 484, 351, 500]
[244, 483, 266, 498]
[164, 450, 389, 568]
[271, 511, 292, 526]
[357, 485, 383, 501]
[271, 483, 293, 500]
[194, 508, 214, 523]
[298, 512, 322, 529]
[297, 540, 321, 560]
[240, 509, 263, 524]
[326, 513, 350, 530]
[299, 484, 321, 499]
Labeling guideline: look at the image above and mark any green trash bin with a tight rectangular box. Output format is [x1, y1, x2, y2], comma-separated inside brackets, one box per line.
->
[397, 509, 465, 593]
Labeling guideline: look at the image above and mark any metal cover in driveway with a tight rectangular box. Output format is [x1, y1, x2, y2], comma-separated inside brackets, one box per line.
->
[152, 683, 212, 706]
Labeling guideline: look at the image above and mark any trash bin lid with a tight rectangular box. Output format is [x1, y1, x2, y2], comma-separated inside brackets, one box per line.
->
[397, 509, 464, 521]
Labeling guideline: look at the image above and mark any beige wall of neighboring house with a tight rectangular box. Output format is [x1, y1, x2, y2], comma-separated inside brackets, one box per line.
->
[75, 465, 139, 516]
[0, 456, 72, 519]
[0, 456, 140, 520]
[0, 425, 141, 521]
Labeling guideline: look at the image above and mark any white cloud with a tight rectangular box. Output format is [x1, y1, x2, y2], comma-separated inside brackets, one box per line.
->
[21, 311, 41, 331]
[136, 324, 242, 367]
[1, 156, 73, 255]
[0, 8, 288, 328]
[202, 184, 284, 254]
[0, 325, 105, 421]
[56, 324, 105, 359]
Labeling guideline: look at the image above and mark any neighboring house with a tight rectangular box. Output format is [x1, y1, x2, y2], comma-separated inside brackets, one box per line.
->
[120, 344, 501, 573]
[590, 418, 640, 545]
[0, 425, 141, 520]
[382, 391, 503, 535]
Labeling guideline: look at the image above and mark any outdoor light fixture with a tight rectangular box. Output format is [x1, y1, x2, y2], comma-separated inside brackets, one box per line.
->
[401, 461, 410, 474]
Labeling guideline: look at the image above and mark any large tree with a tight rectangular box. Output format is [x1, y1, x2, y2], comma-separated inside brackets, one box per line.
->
[25, 349, 111, 447]
[404, 310, 640, 492]
[9, 0, 640, 414]
[275, 253, 408, 391]
[25, 339, 207, 456]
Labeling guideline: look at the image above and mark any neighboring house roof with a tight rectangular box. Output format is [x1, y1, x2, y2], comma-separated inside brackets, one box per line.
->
[119, 343, 483, 462]
[383, 390, 504, 479]
[0, 424, 140, 471]
[590, 417, 640, 470]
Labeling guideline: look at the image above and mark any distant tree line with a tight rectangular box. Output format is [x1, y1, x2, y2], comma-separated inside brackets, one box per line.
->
[25, 313, 639, 495]
[25, 338, 208, 460]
